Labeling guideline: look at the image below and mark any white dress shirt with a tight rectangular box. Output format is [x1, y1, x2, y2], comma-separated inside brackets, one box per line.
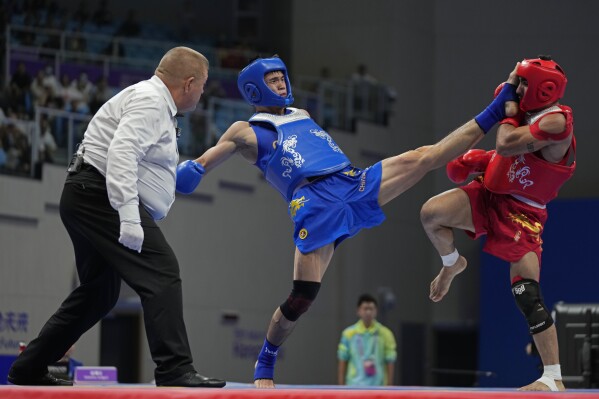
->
[82, 75, 179, 221]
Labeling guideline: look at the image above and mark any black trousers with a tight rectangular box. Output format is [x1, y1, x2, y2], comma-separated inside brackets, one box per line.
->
[10, 165, 195, 382]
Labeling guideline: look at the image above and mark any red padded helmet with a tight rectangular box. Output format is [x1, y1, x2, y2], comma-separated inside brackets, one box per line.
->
[517, 57, 567, 112]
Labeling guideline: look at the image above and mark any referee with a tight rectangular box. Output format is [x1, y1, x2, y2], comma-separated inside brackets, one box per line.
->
[8, 47, 225, 388]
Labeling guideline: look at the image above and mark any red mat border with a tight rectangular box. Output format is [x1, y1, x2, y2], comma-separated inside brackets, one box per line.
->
[1, 386, 599, 399]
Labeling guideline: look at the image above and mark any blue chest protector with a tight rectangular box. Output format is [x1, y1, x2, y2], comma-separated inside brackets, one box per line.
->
[249, 108, 350, 201]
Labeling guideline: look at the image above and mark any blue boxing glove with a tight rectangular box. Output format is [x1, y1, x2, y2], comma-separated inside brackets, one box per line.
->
[176, 160, 205, 194]
[474, 83, 518, 133]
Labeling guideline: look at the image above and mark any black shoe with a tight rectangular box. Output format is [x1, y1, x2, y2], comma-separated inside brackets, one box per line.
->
[157, 371, 226, 388]
[7, 371, 73, 386]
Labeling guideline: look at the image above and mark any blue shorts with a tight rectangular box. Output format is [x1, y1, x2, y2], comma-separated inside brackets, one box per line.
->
[289, 162, 386, 254]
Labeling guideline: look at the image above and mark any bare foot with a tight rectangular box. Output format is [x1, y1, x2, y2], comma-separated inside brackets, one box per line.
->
[429, 256, 467, 302]
[518, 379, 565, 391]
[254, 379, 275, 388]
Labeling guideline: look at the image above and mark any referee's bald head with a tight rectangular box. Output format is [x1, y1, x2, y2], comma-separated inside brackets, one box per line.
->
[155, 46, 209, 84]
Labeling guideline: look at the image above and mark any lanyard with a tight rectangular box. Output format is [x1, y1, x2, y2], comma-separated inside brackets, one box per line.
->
[356, 329, 378, 358]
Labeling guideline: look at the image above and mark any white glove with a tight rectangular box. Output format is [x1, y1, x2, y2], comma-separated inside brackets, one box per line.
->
[118, 221, 144, 253]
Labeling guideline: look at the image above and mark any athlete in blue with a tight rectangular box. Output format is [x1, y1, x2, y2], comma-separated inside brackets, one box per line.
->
[176, 56, 519, 388]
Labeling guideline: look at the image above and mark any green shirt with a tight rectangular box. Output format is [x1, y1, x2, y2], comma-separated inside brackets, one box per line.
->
[337, 320, 397, 385]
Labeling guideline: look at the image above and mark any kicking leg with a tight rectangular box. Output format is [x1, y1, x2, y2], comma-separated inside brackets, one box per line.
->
[254, 244, 334, 388]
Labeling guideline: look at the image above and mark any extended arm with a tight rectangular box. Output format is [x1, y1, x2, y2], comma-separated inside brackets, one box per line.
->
[422, 66, 521, 170]
[176, 121, 249, 194]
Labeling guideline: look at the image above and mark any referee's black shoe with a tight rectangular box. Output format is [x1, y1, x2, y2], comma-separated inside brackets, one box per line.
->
[156, 371, 226, 388]
[7, 371, 73, 386]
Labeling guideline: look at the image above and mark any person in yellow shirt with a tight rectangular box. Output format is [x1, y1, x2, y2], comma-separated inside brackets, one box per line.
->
[337, 294, 397, 386]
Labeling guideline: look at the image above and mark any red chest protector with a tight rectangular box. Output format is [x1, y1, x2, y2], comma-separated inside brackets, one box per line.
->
[484, 105, 576, 205]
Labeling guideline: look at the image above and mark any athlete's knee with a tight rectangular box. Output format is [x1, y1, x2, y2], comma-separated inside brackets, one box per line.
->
[512, 278, 554, 334]
[279, 280, 321, 322]
[420, 197, 443, 228]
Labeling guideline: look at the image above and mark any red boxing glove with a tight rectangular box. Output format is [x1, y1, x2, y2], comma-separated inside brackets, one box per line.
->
[446, 157, 470, 184]
[446, 149, 495, 184]
[462, 149, 495, 170]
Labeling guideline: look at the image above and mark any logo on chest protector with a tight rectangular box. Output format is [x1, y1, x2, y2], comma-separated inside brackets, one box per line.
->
[281, 135, 305, 179]
[507, 155, 534, 189]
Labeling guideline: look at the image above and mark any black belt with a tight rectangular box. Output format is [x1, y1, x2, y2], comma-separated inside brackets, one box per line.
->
[81, 162, 102, 173]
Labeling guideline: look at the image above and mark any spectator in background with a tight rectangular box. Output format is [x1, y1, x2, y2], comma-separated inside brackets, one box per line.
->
[350, 64, 395, 126]
[338, 294, 397, 386]
[73, 73, 94, 101]
[39, 115, 57, 163]
[351, 64, 377, 85]
[11, 62, 32, 92]
[31, 70, 50, 106]
[58, 73, 89, 114]
[9, 62, 32, 114]
[350, 64, 378, 122]
[41, 65, 61, 101]
[3, 123, 30, 174]
[58, 73, 74, 106]
[89, 76, 114, 114]
[33, 115, 58, 178]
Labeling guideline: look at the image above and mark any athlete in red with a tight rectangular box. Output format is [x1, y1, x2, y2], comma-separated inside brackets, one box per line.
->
[421, 56, 574, 391]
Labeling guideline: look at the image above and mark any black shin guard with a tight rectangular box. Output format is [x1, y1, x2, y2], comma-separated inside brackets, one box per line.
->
[512, 279, 554, 334]
[279, 280, 321, 322]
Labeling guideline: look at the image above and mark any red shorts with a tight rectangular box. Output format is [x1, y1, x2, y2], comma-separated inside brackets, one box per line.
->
[460, 178, 547, 264]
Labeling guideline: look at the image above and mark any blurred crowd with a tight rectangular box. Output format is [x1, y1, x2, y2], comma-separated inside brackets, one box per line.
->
[0, 0, 395, 179]
[0, 59, 116, 177]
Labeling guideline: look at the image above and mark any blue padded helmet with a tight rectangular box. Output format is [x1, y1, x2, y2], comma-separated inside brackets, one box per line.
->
[237, 57, 294, 107]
